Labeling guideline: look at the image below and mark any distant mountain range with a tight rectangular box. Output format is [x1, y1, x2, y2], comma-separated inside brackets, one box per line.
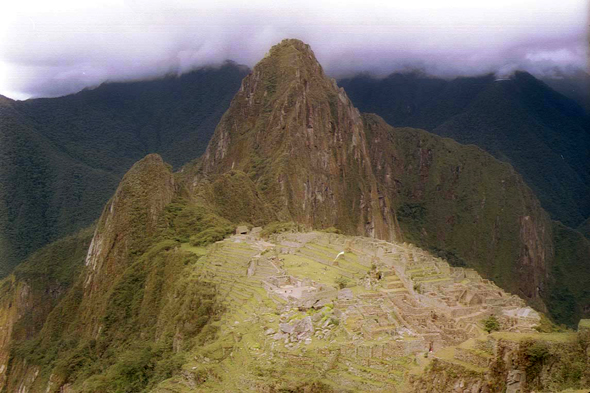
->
[339, 70, 590, 228]
[0, 63, 247, 274]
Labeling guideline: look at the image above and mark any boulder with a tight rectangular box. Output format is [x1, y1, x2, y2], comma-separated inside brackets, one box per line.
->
[338, 288, 354, 301]
[293, 316, 313, 338]
[236, 226, 249, 235]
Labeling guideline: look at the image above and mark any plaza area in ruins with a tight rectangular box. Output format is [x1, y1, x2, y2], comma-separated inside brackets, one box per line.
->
[165, 228, 553, 391]
[248, 229, 540, 348]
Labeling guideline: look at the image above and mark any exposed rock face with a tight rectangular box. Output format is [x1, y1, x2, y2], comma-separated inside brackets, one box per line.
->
[81, 154, 175, 335]
[199, 39, 399, 240]
[0, 279, 31, 390]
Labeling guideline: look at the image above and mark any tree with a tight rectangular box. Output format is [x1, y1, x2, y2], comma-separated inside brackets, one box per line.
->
[483, 315, 500, 333]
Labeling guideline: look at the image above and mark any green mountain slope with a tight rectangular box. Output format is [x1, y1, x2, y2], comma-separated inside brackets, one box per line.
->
[340, 72, 590, 227]
[0, 63, 247, 275]
[0, 154, 237, 391]
[577, 217, 590, 239]
[547, 223, 590, 325]
[0, 97, 119, 277]
[363, 116, 552, 305]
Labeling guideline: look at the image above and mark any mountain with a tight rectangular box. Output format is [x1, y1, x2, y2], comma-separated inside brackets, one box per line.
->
[0, 63, 247, 275]
[191, 40, 556, 312]
[339, 71, 590, 228]
[195, 41, 398, 240]
[578, 217, 590, 239]
[0, 39, 588, 391]
[542, 69, 590, 113]
[0, 96, 119, 277]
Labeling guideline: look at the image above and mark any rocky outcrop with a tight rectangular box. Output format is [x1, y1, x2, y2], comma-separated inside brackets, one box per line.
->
[409, 333, 590, 392]
[0, 279, 32, 390]
[80, 154, 175, 336]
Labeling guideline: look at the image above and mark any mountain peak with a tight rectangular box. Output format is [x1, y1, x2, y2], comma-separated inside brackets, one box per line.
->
[198, 39, 397, 240]
[253, 38, 328, 94]
[264, 38, 318, 64]
[267, 38, 314, 55]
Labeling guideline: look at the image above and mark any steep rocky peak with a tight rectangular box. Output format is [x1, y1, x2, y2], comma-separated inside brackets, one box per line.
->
[202, 39, 360, 174]
[199, 39, 397, 241]
[258, 39, 326, 84]
[84, 153, 174, 294]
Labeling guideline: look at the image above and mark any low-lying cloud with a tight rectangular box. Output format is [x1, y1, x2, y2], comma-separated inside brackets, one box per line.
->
[1, 0, 587, 99]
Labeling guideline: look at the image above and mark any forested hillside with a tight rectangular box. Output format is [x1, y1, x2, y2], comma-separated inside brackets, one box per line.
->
[0, 63, 246, 275]
[340, 72, 590, 228]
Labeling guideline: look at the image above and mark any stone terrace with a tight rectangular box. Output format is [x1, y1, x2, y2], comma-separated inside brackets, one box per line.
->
[176, 230, 542, 391]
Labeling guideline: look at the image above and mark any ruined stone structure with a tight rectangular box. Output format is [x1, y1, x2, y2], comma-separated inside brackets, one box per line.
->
[231, 231, 541, 360]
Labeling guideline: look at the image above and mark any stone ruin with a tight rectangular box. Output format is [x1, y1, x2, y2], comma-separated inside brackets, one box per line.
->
[263, 275, 338, 308]
[270, 232, 540, 354]
[232, 230, 542, 360]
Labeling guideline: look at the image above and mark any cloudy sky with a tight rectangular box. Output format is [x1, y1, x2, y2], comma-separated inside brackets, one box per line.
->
[0, 0, 587, 99]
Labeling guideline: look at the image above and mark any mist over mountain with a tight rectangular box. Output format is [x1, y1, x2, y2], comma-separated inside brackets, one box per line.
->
[1, 0, 587, 100]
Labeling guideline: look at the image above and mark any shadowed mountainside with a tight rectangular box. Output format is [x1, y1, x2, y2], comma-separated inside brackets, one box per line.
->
[0, 63, 247, 275]
[340, 71, 590, 228]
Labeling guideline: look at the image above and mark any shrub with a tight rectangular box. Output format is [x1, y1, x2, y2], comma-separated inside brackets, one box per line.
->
[335, 276, 351, 289]
[483, 315, 500, 333]
[190, 227, 230, 246]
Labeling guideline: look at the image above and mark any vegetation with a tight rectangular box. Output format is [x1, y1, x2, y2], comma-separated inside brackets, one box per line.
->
[165, 200, 235, 245]
[485, 333, 589, 391]
[364, 115, 554, 315]
[546, 223, 590, 326]
[341, 70, 590, 228]
[483, 316, 500, 333]
[0, 63, 247, 277]
[577, 217, 590, 239]
[260, 222, 302, 238]
[11, 237, 223, 392]
[4, 166, 235, 391]
[335, 276, 351, 289]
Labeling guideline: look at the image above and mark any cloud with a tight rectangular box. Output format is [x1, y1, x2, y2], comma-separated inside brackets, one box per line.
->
[0, 0, 587, 99]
